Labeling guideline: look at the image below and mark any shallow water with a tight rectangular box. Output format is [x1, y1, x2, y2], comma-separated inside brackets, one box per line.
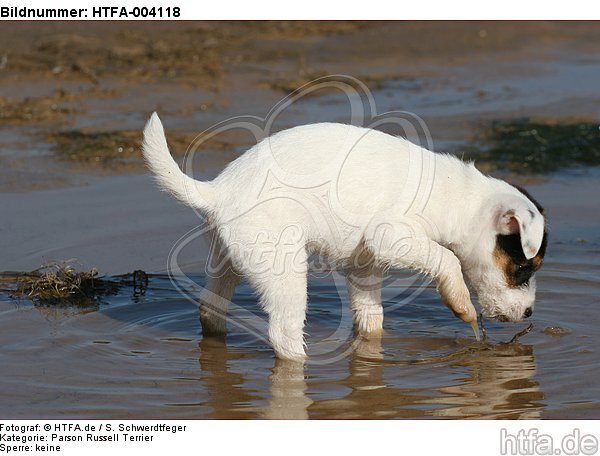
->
[1, 140, 600, 420]
[1, 170, 599, 419]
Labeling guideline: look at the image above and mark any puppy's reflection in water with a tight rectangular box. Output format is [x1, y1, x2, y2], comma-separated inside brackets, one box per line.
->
[197, 332, 544, 419]
[430, 342, 544, 419]
[308, 335, 434, 419]
[263, 359, 313, 419]
[198, 337, 262, 419]
[308, 333, 544, 419]
[261, 331, 385, 419]
[198, 336, 313, 419]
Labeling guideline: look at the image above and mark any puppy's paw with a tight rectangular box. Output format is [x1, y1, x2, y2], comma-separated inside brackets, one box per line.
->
[438, 279, 477, 324]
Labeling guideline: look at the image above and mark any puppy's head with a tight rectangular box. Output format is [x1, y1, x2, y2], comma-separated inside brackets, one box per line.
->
[462, 186, 548, 322]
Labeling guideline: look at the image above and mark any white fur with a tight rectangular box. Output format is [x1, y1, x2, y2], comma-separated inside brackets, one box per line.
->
[143, 113, 545, 361]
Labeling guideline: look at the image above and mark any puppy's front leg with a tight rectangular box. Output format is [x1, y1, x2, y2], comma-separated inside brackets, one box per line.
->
[433, 250, 478, 326]
[368, 225, 478, 329]
[346, 265, 384, 335]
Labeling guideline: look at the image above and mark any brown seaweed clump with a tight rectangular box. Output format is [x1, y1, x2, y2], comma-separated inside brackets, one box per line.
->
[0, 90, 75, 124]
[9, 262, 118, 306]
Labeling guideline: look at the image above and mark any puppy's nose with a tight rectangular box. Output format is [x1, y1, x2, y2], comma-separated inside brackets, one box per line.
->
[524, 307, 533, 318]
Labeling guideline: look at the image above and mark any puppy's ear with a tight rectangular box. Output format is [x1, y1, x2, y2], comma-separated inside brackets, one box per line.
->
[494, 196, 545, 260]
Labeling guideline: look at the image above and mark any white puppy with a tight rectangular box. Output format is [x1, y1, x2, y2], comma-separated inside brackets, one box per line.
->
[143, 114, 547, 361]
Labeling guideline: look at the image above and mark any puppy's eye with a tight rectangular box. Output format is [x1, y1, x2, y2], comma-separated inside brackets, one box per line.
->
[513, 263, 534, 287]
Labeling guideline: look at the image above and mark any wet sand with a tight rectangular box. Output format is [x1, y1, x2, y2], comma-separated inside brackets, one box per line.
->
[1, 187, 599, 418]
[0, 22, 599, 419]
[1, 22, 600, 189]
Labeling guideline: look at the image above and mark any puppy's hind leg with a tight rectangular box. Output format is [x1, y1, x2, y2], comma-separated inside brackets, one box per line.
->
[199, 264, 240, 337]
[252, 255, 308, 361]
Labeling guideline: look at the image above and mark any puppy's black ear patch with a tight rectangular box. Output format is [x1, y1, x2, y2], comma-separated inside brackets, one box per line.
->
[494, 229, 548, 288]
[497, 233, 526, 263]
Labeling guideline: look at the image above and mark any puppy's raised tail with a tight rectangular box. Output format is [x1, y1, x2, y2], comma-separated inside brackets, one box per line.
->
[142, 113, 217, 213]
